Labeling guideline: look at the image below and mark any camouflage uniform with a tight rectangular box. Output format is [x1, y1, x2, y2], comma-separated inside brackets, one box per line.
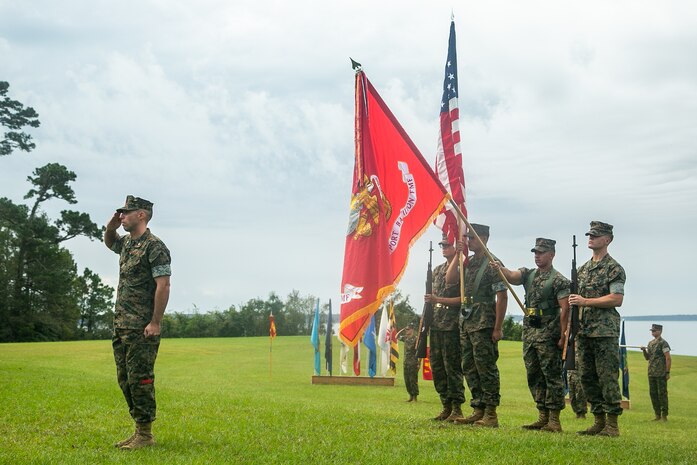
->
[429, 261, 465, 407]
[576, 253, 626, 416]
[460, 254, 507, 408]
[111, 228, 171, 424]
[646, 336, 670, 417]
[520, 266, 570, 411]
[399, 331, 420, 397]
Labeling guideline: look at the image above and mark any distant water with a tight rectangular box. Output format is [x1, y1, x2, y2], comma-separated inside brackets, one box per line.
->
[622, 319, 696, 357]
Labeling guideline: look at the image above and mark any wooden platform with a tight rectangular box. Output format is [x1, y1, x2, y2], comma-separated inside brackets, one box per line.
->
[311, 376, 394, 386]
[565, 398, 631, 409]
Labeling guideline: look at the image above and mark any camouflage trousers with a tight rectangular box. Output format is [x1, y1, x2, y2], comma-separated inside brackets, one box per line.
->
[577, 336, 622, 416]
[429, 330, 465, 406]
[567, 369, 588, 414]
[461, 328, 500, 408]
[113, 329, 160, 424]
[648, 376, 669, 416]
[523, 337, 565, 411]
[403, 358, 420, 396]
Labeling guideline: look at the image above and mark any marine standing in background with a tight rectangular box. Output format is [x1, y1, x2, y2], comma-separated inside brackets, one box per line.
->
[493, 238, 570, 432]
[569, 221, 626, 437]
[398, 323, 420, 402]
[641, 324, 671, 421]
[105, 196, 172, 450]
[454, 223, 508, 427]
[566, 350, 588, 419]
[424, 233, 465, 421]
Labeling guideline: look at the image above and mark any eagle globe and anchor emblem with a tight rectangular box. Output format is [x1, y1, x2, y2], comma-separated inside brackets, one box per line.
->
[346, 174, 392, 240]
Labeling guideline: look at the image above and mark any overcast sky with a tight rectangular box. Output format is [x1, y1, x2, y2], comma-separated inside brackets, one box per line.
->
[2, 0, 696, 319]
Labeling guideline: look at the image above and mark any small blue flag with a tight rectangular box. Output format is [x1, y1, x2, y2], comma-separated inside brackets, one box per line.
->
[363, 314, 377, 377]
[619, 319, 630, 399]
[310, 298, 320, 375]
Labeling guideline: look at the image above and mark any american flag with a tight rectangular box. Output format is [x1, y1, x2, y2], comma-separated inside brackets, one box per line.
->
[434, 19, 467, 245]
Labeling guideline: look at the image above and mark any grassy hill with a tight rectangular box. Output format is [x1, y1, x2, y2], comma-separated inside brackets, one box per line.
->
[1, 336, 696, 464]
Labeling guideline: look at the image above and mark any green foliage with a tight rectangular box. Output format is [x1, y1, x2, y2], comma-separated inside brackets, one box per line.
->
[162, 290, 317, 338]
[1, 338, 696, 464]
[503, 315, 523, 341]
[0, 164, 107, 342]
[0, 81, 40, 156]
[75, 268, 115, 339]
[372, 289, 419, 331]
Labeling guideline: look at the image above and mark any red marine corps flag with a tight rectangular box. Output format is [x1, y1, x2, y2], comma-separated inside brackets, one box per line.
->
[434, 19, 467, 247]
[339, 68, 448, 346]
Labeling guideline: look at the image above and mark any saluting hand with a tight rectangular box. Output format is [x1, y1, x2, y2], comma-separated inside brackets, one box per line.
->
[106, 212, 121, 231]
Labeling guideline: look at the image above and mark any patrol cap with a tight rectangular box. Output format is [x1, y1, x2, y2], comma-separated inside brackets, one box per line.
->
[650, 324, 663, 331]
[466, 223, 490, 238]
[438, 232, 453, 246]
[116, 195, 153, 213]
[585, 221, 613, 237]
[531, 238, 556, 253]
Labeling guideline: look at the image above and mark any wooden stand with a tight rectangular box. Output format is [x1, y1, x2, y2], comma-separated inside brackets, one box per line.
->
[311, 376, 394, 386]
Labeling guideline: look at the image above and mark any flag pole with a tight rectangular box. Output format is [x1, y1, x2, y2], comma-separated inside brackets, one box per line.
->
[448, 198, 526, 313]
[458, 216, 465, 305]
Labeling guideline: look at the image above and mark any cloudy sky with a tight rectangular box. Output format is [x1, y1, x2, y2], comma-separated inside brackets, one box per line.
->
[2, 0, 696, 319]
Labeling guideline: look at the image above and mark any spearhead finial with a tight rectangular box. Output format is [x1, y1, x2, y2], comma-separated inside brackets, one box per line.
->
[350, 57, 362, 71]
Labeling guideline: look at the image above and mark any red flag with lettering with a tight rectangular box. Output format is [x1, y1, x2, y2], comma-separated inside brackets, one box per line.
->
[339, 71, 448, 346]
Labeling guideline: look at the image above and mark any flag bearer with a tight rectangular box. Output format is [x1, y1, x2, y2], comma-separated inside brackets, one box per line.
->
[454, 224, 507, 427]
[424, 234, 466, 421]
[493, 238, 570, 432]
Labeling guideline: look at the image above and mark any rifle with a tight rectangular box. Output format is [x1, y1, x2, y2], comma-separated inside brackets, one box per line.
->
[415, 241, 433, 358]
[563, 235, 579, 370]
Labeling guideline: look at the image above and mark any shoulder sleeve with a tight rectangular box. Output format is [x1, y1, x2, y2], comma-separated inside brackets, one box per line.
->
[110, 235, 125, 254]
[555, 272, 571, 299]
[148, 240, 172, 278]
[608, 260, 626, 284]
[662, 340, 671, 353]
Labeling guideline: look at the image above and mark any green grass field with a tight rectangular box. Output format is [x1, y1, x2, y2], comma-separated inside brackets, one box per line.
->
[1, 336, 696, 464]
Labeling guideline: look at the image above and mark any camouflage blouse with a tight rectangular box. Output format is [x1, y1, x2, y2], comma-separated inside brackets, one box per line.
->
[399, 331, 419, 367]
[576, 254, 626, 338]
[462, 254, 507, 332]
[646, 337, 671, 377]
[111, 229, 171, 329]
[430, 260, 460, 331]
[520, 267, 570, 343]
